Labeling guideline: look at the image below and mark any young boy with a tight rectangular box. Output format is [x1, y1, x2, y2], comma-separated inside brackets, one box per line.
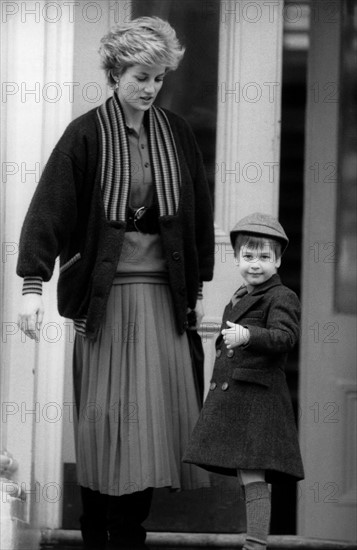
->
[183, 212, 304, 550]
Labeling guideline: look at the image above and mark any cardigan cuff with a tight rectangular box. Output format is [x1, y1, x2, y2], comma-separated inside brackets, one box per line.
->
[22, 277, 43, 296]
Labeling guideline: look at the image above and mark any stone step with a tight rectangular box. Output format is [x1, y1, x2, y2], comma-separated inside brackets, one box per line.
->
[41, 530, 357, 550]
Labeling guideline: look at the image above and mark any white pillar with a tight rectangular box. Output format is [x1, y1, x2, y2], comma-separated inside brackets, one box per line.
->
[215, 0, 283, 236]
[1, 2, 75, 539]
[32, 14, 75, 529]
[202, 0, 284, 390]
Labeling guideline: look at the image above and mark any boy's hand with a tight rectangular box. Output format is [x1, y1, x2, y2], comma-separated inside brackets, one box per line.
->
[222, 321, 250, 349]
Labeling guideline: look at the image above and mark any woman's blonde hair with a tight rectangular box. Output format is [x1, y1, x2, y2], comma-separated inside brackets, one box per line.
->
[99, 16, 185, 87]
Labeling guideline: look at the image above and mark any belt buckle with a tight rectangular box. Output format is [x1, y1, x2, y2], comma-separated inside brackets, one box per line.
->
[133, 206, 147, 232]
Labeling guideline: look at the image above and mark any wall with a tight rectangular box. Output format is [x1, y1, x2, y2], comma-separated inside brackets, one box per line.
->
[298, 0, 357, 540]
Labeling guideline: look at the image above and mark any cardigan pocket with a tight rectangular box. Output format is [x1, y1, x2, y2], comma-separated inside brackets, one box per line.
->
[60, 252, 81, 274]
[231, 368, 271, 388]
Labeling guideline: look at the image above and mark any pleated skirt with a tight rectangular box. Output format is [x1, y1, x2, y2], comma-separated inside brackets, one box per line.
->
[73, 281, 209, 496]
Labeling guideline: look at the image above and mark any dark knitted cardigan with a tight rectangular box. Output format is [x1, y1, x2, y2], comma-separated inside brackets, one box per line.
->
[16, 105, 215, 339]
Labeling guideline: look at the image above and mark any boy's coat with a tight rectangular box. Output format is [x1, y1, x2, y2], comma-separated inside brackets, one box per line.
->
[184, 274, 304, 483]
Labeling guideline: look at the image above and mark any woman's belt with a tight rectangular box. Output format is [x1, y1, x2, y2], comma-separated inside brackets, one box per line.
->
[126, 205, 160, 234]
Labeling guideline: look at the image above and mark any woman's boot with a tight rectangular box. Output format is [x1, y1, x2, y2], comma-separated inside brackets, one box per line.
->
[80, 486, 108, 549]
[107, 488, 153, 549]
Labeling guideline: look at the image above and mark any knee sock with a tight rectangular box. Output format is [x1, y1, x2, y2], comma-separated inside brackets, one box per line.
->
[243, 481, 271, 550]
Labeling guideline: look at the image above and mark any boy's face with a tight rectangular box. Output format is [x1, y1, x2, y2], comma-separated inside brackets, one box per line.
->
[235, 242, 281, 288]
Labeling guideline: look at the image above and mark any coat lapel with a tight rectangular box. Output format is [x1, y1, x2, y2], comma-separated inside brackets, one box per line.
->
[228, 274, 282, 322]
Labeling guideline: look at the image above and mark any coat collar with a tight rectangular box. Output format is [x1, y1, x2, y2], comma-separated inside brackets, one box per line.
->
[249, 273, 282, 295]
[228, 274, 282, 322]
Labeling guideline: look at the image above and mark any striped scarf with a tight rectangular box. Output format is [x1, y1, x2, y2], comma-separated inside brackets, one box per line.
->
[97, 93, 181, 221]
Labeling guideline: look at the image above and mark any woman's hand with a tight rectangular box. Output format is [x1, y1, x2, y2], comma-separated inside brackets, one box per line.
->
[194, 300, 204, 329]
[221, 321, 250, 349]
[18, 294, 45, 342]
[186, 300, 204, 331]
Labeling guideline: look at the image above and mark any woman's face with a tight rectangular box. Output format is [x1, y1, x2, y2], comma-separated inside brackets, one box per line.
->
[116, 63, 166, 117]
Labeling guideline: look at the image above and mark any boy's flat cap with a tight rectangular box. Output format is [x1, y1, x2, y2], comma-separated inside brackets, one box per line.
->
[230, 212, 289, 253]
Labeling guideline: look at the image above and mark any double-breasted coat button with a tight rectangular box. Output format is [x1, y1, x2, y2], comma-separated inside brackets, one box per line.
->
[172, 251, 180, 261]
[221, 382, 229, 391]
[209, 382, 217, 391]
[227, 349, 234, 358]
[216, 349, 222, 358]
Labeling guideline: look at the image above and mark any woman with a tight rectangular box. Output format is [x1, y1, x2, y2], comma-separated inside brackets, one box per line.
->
[17, 17, 214, 550]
